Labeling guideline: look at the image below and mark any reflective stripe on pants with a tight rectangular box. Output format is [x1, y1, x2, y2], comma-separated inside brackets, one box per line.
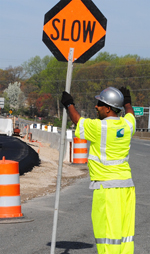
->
[91, 186, 135, 254]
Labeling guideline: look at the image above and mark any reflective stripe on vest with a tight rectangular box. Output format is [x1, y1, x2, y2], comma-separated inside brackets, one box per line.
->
[88, 154, 129, 165]
[101, 120, 107, 162]
[124, 118, 133, 137]
[96, 235, 134, 245]
[90, 119, 131, 165]
[88, 119, 129, 165]
[79, 118, 85, 139]
[79, 118, 133, 166]
[89, 178, 134, 189]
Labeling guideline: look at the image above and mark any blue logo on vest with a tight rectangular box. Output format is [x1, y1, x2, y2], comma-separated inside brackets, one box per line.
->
[117, 128, 124, 138]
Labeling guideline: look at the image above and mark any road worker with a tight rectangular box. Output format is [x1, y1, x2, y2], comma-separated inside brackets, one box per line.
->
[61, 86, 136, 254]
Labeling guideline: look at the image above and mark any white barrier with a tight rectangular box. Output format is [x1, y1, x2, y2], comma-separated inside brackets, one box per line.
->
[48, 126, 51, 132]
[53, 127, 58, 133]
[30, 128, 74, 162]
[42, 125, 48, 131]
[0, 119, 13, 136]
[66, 130, 72, 139]
[64, 130, 73, 163]
[37, 124, 40, 129]
[28, 123, 75, 162]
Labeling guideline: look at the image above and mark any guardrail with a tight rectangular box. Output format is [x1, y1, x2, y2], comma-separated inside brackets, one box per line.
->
[11, 116, 150, 134]
[136, 128, 150, 132]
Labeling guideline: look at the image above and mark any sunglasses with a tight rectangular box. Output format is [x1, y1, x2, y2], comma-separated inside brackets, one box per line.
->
[97, 100, 107, 107]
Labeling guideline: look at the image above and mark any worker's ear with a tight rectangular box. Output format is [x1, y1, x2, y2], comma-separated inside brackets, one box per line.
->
[106, 106, 111, 113]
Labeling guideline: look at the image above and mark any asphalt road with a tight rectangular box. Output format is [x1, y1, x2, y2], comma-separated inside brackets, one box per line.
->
[0, 138, 150, 254]
[129, 138, 150, 254]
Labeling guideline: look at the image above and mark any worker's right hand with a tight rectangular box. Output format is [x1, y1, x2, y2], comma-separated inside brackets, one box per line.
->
[119, 87, 131, 106]
[61, 91, 75, 109]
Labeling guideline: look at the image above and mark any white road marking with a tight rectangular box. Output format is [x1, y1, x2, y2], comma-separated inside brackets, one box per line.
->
[143, 143, 150, 146]
[135, 153, 146, 157]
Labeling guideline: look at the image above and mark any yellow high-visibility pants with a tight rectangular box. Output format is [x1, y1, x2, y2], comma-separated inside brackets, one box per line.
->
[91, 186, 135, 254]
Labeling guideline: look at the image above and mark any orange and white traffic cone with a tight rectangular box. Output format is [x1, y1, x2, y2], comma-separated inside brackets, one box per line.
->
[0, 156, 23, 218]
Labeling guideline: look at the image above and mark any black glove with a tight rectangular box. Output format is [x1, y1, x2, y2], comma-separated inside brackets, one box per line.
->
[119, 87, 131, 106]
[61, 91, 75, 109]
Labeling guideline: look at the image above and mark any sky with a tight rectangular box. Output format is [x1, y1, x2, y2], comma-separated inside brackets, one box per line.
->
[0, 0, 150, 69]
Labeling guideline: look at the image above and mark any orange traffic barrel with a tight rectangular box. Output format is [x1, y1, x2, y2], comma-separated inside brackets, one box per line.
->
[73, 137, 88, 164]
[0, 156, 23, 218]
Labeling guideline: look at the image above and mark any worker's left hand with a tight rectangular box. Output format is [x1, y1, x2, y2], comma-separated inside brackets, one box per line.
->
[119, 87, 131, 106]
[61, 91, 75, 109]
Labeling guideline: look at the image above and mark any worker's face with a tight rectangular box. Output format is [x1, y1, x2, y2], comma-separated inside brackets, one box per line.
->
[95, 101, 109, 120]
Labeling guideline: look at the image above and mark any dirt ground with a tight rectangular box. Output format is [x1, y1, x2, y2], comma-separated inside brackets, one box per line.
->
[19, 139, 89, 203]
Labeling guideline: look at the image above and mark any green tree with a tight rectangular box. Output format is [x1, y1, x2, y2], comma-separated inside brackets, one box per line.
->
[22, 55, 52, 77]
[0, 66, 24, 91]
[19, 53, 150, 126]
[40, 57, 67, 119]
[22, 55, 52, 92]
[94, 52, 118, 63]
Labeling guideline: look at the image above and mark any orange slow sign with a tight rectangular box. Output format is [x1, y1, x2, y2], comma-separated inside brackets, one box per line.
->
[43, 0, 107, 63]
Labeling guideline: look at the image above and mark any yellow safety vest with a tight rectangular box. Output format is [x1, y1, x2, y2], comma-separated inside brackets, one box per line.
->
[75, 113, 136, 182]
